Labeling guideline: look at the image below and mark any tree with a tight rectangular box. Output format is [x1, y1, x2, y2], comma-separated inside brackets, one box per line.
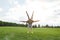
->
[38, 24, 40, 28]
[45, 24, 49, 28]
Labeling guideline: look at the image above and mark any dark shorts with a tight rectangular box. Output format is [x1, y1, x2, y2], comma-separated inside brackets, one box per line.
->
[28, 24, 32, 28]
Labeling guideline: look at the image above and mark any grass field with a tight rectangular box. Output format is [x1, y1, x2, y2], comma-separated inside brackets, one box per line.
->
[0, 26, 60, 40]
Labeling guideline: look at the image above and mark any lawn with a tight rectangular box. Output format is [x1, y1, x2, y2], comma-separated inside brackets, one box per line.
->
[0, 26, 60, 40]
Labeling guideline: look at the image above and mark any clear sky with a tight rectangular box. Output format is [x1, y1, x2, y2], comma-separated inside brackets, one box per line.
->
[0, 0, 60, 26]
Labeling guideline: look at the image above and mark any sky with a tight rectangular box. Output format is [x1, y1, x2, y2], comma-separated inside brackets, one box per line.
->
[0, 0, 60, 26]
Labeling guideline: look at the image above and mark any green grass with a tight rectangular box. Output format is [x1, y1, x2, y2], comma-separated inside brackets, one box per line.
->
[0, 26, 60, 40]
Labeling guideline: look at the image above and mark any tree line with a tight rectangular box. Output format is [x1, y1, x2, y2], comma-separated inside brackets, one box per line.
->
[0, 21, 60, 28]
[0, 21, 26, 27]
[33, 24, 60, 28]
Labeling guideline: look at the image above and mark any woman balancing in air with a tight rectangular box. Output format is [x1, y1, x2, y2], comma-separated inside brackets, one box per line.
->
[20, 11, 39, 33]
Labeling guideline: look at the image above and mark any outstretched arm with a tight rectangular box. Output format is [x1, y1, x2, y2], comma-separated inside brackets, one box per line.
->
[20, 21, 27, 23]
[33, 20, 40, 22]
